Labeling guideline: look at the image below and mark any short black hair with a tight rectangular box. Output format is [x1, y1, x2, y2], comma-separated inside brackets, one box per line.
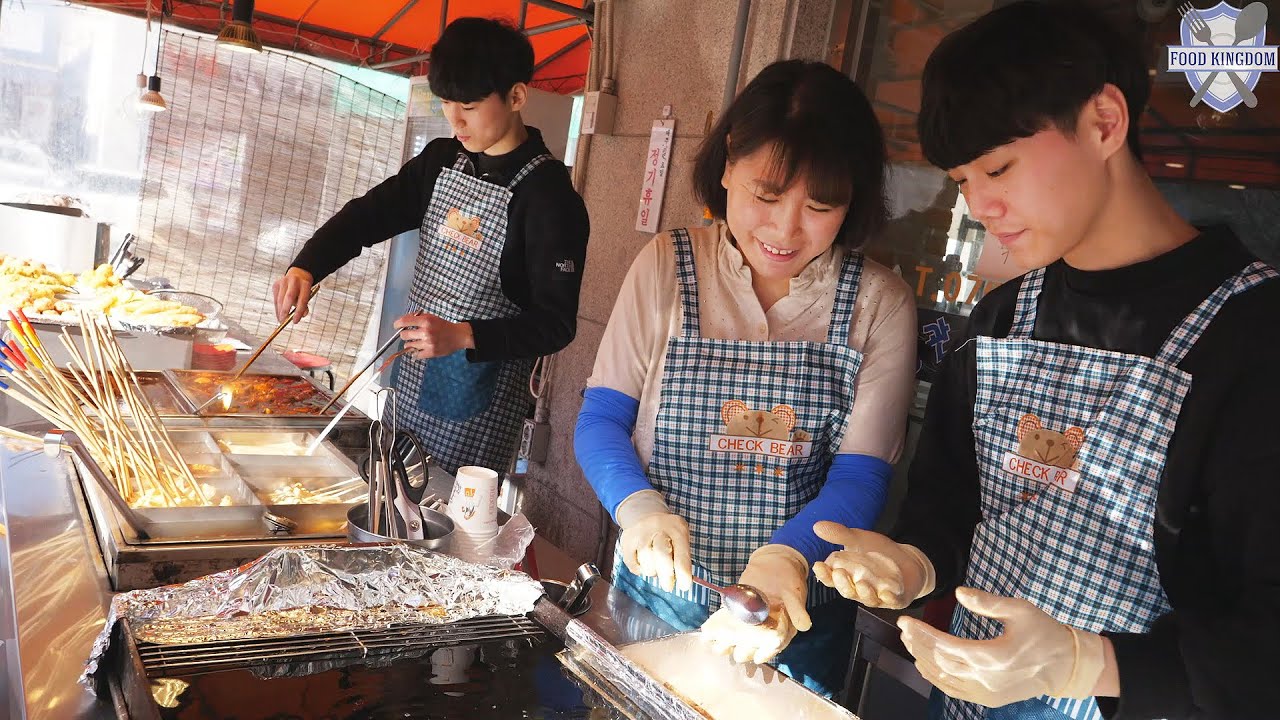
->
[693, 60, 888, 250]
[428, 17, 534, 103]
[918, 0, 1150, 170]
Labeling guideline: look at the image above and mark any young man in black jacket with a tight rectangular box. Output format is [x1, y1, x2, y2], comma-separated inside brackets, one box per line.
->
[272, 17, 589, 474]
[808, 2, 1279, 718]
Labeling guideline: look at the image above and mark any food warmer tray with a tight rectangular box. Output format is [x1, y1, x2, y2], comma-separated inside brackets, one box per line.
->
[162, 369, 371, 428]
[68, 423, 385, 591]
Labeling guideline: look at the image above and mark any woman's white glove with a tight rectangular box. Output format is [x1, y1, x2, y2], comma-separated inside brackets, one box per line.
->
[616, 490, 693, 593]
[701, 544, 812, 665]
[898, 587, 1106, 708]
[811, 521, 935, 609]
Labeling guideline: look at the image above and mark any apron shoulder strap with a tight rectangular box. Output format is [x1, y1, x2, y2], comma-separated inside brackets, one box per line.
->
[451, 152, 472, 173]
[506, 154, 556, 189]
[825, 251, 865, 345]
[670, 229, 701, 338]
[1009, 267, 1047, 338]
[1156, 260, 1278, 366]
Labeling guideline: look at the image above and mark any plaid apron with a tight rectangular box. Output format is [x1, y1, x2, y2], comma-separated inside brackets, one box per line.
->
[617, 228, 865, 617]
[943, 261, 1278, 720]
[392, 151, 551, 475]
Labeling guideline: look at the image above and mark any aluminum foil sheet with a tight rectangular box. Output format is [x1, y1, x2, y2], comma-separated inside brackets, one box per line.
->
[559, 619, 708, 720]
[82, 543, 543, 684]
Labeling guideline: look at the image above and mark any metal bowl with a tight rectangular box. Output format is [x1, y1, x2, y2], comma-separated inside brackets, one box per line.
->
[346, 503, 454, 550]
[147, 290, 224, 322]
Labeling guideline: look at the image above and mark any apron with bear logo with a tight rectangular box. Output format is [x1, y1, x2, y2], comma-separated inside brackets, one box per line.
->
[943, 261, 1277, 720]
[393, 151, 552, 475]
[616, 228, 865, 618]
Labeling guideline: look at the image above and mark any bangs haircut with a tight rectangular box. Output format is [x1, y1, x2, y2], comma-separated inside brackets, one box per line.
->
[693, 59, 889, 249]
[428, 17, 534, 103]
[918, 0, 1150, 170]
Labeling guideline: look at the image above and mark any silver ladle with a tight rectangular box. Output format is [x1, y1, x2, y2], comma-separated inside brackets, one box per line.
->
[692, 576, 771, 625]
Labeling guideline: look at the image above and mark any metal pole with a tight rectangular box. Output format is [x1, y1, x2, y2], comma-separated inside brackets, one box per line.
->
[526, 0, 594, 22]
[722, 0, 752, 112]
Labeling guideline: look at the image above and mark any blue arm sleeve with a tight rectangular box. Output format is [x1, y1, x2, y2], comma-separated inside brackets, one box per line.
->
[770, 453, 892, 565]
[574, 386, 655, 520]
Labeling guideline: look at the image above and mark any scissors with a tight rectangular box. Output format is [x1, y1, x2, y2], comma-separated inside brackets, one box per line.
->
[359, 427, 431, 505]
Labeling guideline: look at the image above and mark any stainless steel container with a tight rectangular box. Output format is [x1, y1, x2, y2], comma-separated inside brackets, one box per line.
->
[346, 503, 454, 551]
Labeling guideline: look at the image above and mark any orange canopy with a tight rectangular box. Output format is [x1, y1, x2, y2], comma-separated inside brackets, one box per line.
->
[76, 0, 592, 94]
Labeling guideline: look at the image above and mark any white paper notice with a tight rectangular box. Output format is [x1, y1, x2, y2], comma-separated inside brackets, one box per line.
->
[635, 118, 675, 233]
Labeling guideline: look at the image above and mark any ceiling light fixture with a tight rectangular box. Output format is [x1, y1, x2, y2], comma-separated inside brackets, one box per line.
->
[217, 0, 263, 54]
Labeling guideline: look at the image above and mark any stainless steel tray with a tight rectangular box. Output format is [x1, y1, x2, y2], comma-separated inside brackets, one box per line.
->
[219, 429, 368, 535]
[72, 369, 190, 416]
[70, 426, 372, 542]
[70, 437, 272, 542]
[163, 368, 365, 423]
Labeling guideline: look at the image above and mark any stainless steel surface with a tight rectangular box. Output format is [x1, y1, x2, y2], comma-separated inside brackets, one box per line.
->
[345, 502, 454, 550]
[0, 434, 117, 719]
[163, 368, 367, 424]
[69, 428, 321, 543]
[0, 393, 677, 719]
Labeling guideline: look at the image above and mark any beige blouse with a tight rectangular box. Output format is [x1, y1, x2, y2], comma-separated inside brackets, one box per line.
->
[587, 223, 918, 468]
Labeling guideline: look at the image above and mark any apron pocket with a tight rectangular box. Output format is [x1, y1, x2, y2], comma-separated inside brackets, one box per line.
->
[415, 350, 499, 422]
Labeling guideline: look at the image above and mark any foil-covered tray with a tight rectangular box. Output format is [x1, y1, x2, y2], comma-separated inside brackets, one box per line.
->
[83, 544, 546, 685]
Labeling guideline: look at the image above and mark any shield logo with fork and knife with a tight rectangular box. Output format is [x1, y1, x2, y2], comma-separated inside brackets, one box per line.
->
[1169, 2, 1275, 112]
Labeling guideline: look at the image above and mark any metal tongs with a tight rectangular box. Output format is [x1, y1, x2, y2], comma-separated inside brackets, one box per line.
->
[364, 389, 436, 540]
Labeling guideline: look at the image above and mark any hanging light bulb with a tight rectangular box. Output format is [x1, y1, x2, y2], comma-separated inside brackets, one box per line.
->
[137, 5, 169, 113]
[217, 0, 263, 54]
[118, 17, 152, 120]
[138, 76, 168, 112]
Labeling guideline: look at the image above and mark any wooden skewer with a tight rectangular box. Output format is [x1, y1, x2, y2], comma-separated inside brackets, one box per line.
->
[230, 284, 321, 381]
[0, 426, 41, 443]
[96, 320, 203, 500]
[5, 309, 217, 508]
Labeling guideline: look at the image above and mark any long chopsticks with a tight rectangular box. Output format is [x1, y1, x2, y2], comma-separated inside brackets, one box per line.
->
[318, 329, 404, 414]
[306, 348, 407, 455]
[231, 284, 321, 381]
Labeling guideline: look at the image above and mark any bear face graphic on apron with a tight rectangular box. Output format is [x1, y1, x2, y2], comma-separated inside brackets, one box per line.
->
[392, 151, 552, 475]
[615, 229, 866, 624]
[941, 261, 1277, 720]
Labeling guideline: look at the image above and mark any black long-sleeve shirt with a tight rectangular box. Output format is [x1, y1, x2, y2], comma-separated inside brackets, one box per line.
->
[290, 127, 590, 362]
[894, 226, 1280, 719]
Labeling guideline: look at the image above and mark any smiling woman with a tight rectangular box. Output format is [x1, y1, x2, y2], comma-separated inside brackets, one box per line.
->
[573, 59, 919, 699]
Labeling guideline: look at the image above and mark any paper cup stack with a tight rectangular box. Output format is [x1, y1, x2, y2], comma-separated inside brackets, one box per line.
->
[445, 466, 500, 564]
